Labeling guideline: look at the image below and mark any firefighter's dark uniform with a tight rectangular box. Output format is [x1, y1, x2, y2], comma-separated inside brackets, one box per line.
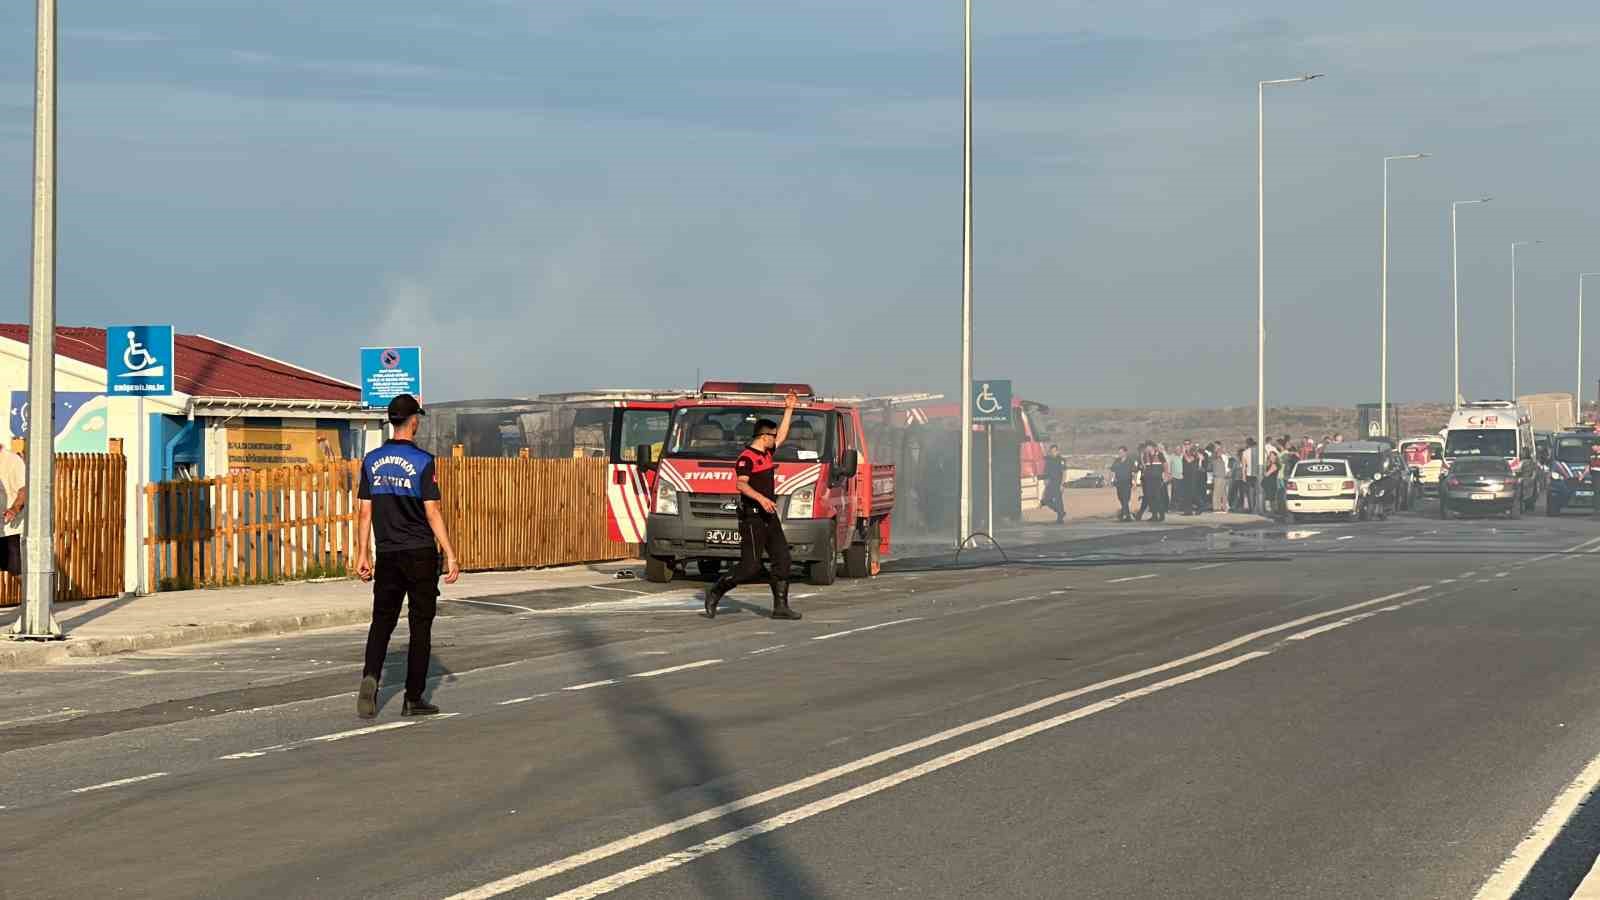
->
[705, 443, 800, 620]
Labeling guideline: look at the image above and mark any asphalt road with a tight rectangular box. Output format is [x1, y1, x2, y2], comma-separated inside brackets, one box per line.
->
[6, 505, 1600, 899]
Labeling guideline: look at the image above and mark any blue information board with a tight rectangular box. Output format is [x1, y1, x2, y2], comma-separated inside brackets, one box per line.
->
[972, 380, 1013, 426]
[360, 346, 422, 408]
[106, 325, 175, 397]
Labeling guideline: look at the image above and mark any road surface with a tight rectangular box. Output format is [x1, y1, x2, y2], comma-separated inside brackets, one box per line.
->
[6, 507, 1600, 898]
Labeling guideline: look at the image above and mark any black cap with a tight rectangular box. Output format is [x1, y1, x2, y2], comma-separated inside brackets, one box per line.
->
[387, 394, 425, 424]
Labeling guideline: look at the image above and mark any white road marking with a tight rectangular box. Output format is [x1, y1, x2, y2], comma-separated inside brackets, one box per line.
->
[1473, 749, 1600, 899]
[1461, 571, 1478, 578]
[498, 694, 550, 706]
[631, 659, 721, 679]
[1395, 536, 1416, 543]
[1106, 573, 1159, 584]
[1337, 535, 1356, 541]
[546, 653, 1273, 900]
[589, 585, 649, 596]
[444, 597, 539, 614]
[748, 645, 786, 656]
[1189, 563, 1228, 571]
[564, 680, 618, 692]
[0, 708, 86, 728]
[1286, 530, 1322, 540]
[1495, 572, 1510, 578]
[310, 721, 421, 743]
[445, 584, 1432, 899]
[1284, 598, 1429, 642]
[1439, 579, 1456, 585]
[71, 772, 169, 794]
[811, 618, 924, 642]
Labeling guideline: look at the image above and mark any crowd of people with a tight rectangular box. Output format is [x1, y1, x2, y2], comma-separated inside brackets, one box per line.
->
[1041, 433, 1353, 524]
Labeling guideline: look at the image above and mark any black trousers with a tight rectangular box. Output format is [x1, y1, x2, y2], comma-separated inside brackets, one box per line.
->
[363, 547, 440, 701]
[1115, 482, 1133, 518]
[716, 512, 792, 595]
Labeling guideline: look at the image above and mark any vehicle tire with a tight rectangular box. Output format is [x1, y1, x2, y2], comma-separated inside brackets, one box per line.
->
[843, 533, 870, 579]
[696, 559, 722, 578]
[644, 556, 675, 583]
[808, 526, 838, 586]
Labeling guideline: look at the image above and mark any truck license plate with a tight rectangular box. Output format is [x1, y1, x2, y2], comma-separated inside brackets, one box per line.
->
[705, 529, 742, 545]
[1578, 490, 1594, 497]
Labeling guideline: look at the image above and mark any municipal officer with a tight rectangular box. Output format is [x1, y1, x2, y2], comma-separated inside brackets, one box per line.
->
[704, 391, 802, 620]
[355, 394, 461, 718]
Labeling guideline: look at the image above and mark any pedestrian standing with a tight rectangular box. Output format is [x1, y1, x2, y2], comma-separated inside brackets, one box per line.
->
[1243, 438, 1259, 514]
[1041, 444, 1067, 524]
[704, 392, 804, 620]
[1182, 443, 1205, 515]
[1212, 444, 1229, 512]
[1110, 446, 1136, 521]
[0, 443, 26, 578]
[1141, 444, 1169, 522]
[1169, 442, 1188, 515]
[1261, 439, 1281, 517]
[355, 394, 461, 719]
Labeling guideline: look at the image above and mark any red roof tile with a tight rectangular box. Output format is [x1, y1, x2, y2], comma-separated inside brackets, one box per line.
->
[0, 325, 358, 403]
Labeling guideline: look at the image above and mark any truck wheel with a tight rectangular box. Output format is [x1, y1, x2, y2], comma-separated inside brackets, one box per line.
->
[808, 528, 838, 586]
[644, 556, 675, 583]
[843, 534, 870, 579]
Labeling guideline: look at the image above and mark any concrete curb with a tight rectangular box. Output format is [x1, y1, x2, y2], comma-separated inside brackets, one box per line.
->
[0, 606, 373, 671]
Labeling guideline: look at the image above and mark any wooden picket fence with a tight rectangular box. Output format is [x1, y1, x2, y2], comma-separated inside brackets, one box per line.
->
[145, 456, 625, 591]
[0, 453, 126, 607]
[434, 457, 625, 571]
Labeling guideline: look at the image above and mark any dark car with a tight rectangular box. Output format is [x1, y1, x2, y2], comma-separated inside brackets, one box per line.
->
[1320, 441, 1405, 520]
[1545, 431, 1600, 515]
[1440, 456, 1522, 519]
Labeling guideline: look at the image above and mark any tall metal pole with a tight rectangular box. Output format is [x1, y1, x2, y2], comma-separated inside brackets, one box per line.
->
[1256, 74, 1320, 515]
[958, 0, 973, 546]
[1450, 198, 1489, 406]
[13, 0, 61, 639]
[1380, 153, 1427, 437]
[1581, 275, 1600, 422]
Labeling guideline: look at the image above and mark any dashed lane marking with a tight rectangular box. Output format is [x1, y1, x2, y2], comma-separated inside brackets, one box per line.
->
[1189, 563, 1228, 571]
[748, 645, 786, 656]
[564, 680, 619, 692]
[811, 618, 924, 642]
[1106, 574, 1159, 584]
[71, 772, 168, 794]
[631, 660, 721, 679]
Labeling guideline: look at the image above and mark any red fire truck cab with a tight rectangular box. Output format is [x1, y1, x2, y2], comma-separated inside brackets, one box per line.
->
[641, 383, 894, 585]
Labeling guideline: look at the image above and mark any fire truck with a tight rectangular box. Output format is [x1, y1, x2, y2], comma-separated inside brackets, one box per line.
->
[639, 382, 895, 585]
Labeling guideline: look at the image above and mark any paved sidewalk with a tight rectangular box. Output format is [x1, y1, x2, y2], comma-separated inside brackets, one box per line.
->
[0, 563, 645, 670]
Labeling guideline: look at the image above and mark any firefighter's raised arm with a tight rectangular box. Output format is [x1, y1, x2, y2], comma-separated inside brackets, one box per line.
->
[774, 391, 798, 447]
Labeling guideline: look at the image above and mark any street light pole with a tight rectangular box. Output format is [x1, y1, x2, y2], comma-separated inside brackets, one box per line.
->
[1257, 73, 1321, 514]
[11, 0, 60, 640]
[1581, 274, 1600, 422]
[1380, 153, 1428, 437]
[958, 0, 973, 546]
[1511, 240, 1540, 400]
[1450, 198, 1490, 405]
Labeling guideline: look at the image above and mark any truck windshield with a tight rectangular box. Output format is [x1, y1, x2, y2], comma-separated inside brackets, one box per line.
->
[664, 406, 834, 463]
[1556, 436, 1600, 465]
[1445, 429, 1517, 458]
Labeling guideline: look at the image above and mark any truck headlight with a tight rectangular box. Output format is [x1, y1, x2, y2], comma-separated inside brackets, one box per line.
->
[654, 485, 679, 515]
[786, 485, 815, 519]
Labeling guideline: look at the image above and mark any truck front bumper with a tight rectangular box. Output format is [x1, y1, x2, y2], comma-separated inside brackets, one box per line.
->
[647, 514, 836, 564]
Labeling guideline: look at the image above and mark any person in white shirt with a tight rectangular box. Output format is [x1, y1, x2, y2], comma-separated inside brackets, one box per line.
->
[0, 446, 27, 576]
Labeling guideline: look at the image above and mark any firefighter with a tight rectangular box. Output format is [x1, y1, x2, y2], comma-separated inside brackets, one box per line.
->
[705, 391, 802, 620]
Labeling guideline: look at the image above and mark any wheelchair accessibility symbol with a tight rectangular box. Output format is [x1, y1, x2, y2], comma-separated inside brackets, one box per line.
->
[119, 330, 165, 380]
[971, 379, 1012, 425]
[975, 384, 1001, 416]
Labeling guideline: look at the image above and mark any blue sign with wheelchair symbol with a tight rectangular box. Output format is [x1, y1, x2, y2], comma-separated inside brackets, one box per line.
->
[106, 325, 175, 396]
[972, 379, 1012, 426]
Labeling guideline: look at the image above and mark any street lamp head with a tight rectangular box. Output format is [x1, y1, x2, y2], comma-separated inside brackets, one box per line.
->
[1302, 73, 1325, 81]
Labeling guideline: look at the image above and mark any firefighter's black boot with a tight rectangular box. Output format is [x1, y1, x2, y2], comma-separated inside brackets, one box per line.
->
[770, 581, 802, 620]
[705, 577, 733, 619]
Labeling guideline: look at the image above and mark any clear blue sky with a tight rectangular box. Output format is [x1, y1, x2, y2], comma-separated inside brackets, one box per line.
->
[2, 2, 1598, 407]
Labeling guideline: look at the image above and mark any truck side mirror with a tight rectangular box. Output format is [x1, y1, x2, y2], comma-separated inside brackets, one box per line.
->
[636, 445, 655, 470]
[837, 449, 859, 479]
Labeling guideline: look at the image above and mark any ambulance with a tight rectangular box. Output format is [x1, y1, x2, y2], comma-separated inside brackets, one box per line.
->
[1440, 400, 1540, 513]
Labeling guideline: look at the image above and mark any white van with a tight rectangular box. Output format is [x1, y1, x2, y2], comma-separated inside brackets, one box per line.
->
[1441, 400, 1538, 511]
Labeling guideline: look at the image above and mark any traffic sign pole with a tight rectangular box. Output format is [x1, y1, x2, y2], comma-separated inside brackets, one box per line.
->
[12, 0, 60, 639]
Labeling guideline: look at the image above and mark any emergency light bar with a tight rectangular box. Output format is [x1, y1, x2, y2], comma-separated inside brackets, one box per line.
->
[698, 381, 815, 398]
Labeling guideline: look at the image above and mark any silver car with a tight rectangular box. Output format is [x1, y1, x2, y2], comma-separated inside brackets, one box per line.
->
[1439, 456, 1523, 519]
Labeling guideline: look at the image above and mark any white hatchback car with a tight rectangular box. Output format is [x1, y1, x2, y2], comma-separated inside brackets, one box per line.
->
[1284, 459, 1359, 522]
